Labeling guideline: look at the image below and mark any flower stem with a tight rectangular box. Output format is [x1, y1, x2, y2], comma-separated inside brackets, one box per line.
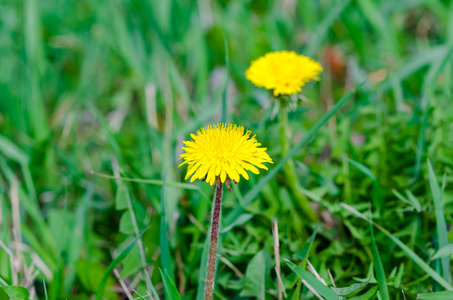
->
[279, 101, 318, 223]
[204, 181, 223, 300]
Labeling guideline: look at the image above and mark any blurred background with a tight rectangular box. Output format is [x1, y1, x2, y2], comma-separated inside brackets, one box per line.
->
[1, 0, 453, 299]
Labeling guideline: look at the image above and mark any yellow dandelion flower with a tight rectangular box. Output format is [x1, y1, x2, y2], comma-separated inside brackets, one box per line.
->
[178, 124, 273, 186]
[245, 50, 323, 96]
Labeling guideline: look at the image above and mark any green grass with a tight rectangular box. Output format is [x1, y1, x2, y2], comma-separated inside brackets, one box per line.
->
[1, 0, 453, 299]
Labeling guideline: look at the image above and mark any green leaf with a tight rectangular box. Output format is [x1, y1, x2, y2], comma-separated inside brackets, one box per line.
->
[240, 250, 266, 299]
[284, 259, 337, 300]
[417, 291, 453, 299]
[75, 260, 115, 296]
[427, 159, 450, 283]
[119, 244, 142, 278]
[0, 286, 30, 300]
[115, 184, 129, 210]
[332, 272, 371, 297]
[119, 202, 147, 234]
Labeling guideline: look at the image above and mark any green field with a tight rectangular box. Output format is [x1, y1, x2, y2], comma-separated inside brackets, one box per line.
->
[1, 0, 453, 299]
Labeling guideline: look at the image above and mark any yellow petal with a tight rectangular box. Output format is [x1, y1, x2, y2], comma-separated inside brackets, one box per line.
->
[178, 123, 272, 184]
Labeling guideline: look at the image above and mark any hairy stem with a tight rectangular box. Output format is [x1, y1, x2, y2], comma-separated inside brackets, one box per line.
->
[204, 181, 223, 300]
[279, 101, 318, 222]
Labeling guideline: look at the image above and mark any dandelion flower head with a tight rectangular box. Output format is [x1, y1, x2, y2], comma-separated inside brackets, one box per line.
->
[178, 124, 273, 186]
[245, 50, 323, 96]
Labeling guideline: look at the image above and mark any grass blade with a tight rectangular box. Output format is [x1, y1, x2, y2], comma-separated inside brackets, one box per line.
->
[144, 270, 160, 300]
[225, 85, 361, 225]
[369, 215, 389, 300]
[427, 159, 450, 283]
[196, 234, 210, 300]
[0, 135, 29, 165]
[417, 291, 453, 299]
[378, 46, 446, 92]
[24, 0, 49, 141]
[160, 269, 182, 300]
[92, 171, 208, 198]
[295, 223, 318, 268]
[348, 158, 376, 181]
[342, 203, 453, 291]
[42, 278, 49, 300]
[284, 259, 337, 300]
[305, 0, 352, 56]
[43, 278, 49, 300]
[414, 43, 453, 181]
[431, 244, 453, 261]
[357, 0, 399, 57]
[290, 282, 302, 300]
[221, 34, 229, 123]
[94, 226, 149, 300]
[331, 272, 371, 297]
[64, 189, 92, 292]
[160, 176, 175, 288]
